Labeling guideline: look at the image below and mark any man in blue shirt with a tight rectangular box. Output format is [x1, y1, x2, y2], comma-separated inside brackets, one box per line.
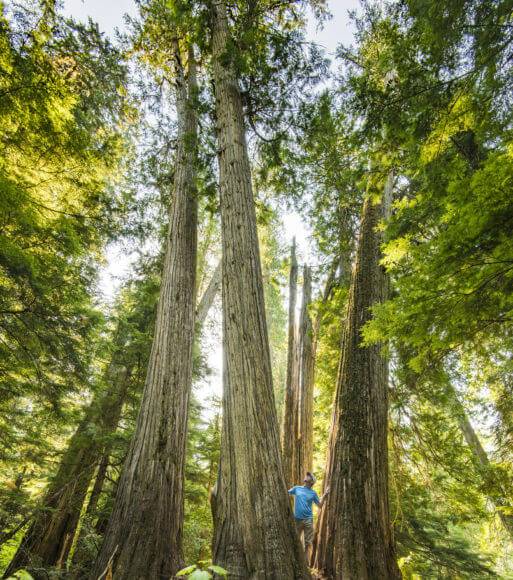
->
[288, 472, 330, 558]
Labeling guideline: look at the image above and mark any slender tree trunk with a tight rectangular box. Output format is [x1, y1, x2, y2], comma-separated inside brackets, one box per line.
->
[450, 387, 513, 538]
[90, 43, 199, 580]
[312, 172, 400, 579]
[314, 258, 338, 344]
[85, 454, 110, 522]
[210, 3, 310, 577]
[196, 260, 221, 328]
[0, 472, 29, 548]
[399, 353, 513, 541]
[299, 258, 338, 483]
[295, 266, 314, 482]
[292, 260, 337, 487]
[282, 239, 300, 488]
[3, 365, 132, 579]
[70, 451, 111, 572]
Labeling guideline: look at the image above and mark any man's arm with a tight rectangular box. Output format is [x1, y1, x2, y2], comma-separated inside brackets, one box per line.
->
[288, 486, 297, 495]
[317, 486, 330, 508]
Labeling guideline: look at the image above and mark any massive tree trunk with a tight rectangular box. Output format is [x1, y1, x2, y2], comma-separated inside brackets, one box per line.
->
[210, 3, 310, 578]
[312, 172, 401, 579]
[89, 43, 199, 580]
[4, 256, 221, 579]
[282, 239, 300, 488]
[3, 364, 132, 579]
[295, 266, 314, 483]
[72, 262, 222, 575]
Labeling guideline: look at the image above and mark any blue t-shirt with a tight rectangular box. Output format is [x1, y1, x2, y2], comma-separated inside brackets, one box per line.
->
[288, 485, 320, 520]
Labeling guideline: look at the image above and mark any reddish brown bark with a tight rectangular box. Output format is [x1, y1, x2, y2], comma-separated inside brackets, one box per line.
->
[295, 266, 314, 483]
[89, 42, 199, 580]
[312, 172, 400, 579]
[196, 260, 221, 328]
[210, 2, 310, 577]
[282, 239, 300, 488]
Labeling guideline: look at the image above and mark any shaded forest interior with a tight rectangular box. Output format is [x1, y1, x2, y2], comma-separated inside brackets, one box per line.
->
[1, 0, 513, 579]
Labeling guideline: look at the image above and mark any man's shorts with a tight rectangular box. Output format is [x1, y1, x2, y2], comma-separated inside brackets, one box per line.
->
[295, 517, 314, 546]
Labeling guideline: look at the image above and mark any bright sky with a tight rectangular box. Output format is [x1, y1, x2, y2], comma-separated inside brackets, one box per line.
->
[62, 0, 360, 410]
[63, 1, 359, 52]
[62, 0, 359, 291]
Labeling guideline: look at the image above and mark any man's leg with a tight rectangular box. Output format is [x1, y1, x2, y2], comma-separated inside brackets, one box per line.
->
[303, 518, 314, 562]
[295, 519, 305, 549]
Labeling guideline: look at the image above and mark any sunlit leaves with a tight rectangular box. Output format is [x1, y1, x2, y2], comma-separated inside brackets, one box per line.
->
[0, 3, 134, 533]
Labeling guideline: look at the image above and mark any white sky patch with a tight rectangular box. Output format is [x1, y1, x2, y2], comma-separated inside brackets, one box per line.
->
[62, 0, 138, 35]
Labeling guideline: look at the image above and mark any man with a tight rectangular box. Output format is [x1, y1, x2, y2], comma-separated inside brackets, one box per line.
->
[288, 472, 330, 558]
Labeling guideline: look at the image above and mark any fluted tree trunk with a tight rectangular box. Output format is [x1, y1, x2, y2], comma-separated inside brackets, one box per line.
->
[312, 172, 400, 579]
[89, 42, 199, 580]
[3, 364, 132, 579]
[282, 239, 300, 488]
[5, 252, 222, 580]
[292, 261, 337, 486]
[83, 260, 221, 520]
[210, 2, 310, 578]
[287, 259, 337, 488]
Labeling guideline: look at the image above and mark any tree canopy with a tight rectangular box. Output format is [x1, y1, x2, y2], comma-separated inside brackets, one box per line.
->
[1, 0, 513, 578]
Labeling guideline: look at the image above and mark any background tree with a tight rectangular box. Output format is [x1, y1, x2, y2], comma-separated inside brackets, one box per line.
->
[0, 2, 133, 573]
[281, 239, 300, 488]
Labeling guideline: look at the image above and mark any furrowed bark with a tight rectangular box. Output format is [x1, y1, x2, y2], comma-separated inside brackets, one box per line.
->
[312, 172, 401, 579]
[292, 260, 337, 487]
[210, 2, 310, 577]
[4, 253, 221, 579]
[313, 258, 338, 342]
[84, 453, 110, 523]
[282, 239, 300, 488]
[295, 266, 314, 483]
[3, 365, 132, 579]
[301, 258, 339, 486]
[89, 42, 199, 580]
[73, 263, 222, 574]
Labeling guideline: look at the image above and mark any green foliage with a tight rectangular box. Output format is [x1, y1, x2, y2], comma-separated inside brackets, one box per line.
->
[348, 1, 513, 573]
[0, 1, 135, 556]
[176, 562, 228, 578]
[294, 0, 513, 575]
[2, 1, 513, 578]
[177, 564, 198, 576]
[183, 397, 221, 564]
[5, 570, 34, 580]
